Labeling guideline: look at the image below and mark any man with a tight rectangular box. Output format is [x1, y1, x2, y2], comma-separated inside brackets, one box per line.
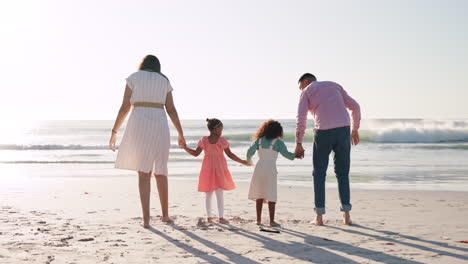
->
[295, 73, 360, 226]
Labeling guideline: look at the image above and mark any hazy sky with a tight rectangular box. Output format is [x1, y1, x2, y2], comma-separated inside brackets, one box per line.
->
[1, 0, 467, 123]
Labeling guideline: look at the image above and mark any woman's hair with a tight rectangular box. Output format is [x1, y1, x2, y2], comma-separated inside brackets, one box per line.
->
[138, 55, 169, 80]
[139, 55, 161, 72]
[206, 118, 223, 130]
[252, 120, 284, 140]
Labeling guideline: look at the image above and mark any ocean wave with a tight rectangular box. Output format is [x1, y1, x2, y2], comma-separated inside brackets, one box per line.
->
[2, 124, 468, 151]
[415, 144, 468, 150]
[0, 158, 201, 164]
[0, 144, 111, 150]
[363, 128, 468, 143]
[0, 160, 115, 164]
[225, 129, 468, 143]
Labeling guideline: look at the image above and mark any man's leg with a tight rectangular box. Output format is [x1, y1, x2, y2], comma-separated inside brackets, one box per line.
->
[313, 129, 332, 225]
[333, 127, 352, 225]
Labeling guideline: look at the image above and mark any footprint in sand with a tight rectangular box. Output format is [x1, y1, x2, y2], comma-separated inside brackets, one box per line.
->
[45, 255, 55, 264]
[78, 238, 94, 242]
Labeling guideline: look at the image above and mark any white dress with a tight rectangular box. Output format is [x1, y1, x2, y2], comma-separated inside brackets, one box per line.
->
[115, 70, 173, 175]
[248, 138, 279, 203]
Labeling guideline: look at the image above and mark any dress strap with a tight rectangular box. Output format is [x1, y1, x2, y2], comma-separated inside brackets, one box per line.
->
[270, 138, 278, 149]
[258, 138, 262, 149]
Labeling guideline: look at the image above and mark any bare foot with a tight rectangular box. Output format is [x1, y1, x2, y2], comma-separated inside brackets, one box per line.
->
[207, 217, 213, 223]
[270, 221, 281, 227]
[314, 215, 324, 226]
[343, 212, 352, 225]
[219, 218, 229, 224]
[143, 218, 150, 228]
[256, 220, 262, 225]
[161, 216, 173, 223]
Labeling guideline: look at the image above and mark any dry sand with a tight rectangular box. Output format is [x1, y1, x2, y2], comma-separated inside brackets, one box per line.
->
[1, 176, 467, 263]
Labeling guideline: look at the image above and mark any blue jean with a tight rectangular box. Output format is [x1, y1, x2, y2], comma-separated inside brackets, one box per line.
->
[312, 126, 352, 215]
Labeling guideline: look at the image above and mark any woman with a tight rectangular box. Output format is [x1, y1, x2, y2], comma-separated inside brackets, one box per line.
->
[109, 55, 186, 227]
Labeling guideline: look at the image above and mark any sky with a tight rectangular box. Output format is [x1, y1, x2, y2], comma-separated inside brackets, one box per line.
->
[1, 0, 467, 123]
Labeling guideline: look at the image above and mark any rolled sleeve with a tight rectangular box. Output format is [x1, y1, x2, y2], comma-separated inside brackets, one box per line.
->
[296, 91, 309, 143]
[274, 140, 295, 160]
[338, 85, 361, 131]
[246, 139, 259, 163]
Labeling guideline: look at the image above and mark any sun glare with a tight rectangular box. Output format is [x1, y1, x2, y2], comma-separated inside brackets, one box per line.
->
[1, 116, 39, 145]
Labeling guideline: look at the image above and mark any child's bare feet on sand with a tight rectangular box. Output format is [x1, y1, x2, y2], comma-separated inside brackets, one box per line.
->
[143, 222, 150, 228]
[161, 216, 173, 223]
[207, 217, 213, 223]
[314, 215, 324, 226]
[343, 212, 352, 225]
[270, 221, 281, 227]
[219, 218, 229, 224]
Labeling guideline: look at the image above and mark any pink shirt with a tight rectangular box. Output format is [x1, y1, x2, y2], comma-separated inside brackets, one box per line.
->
[296, 81, 361, 143]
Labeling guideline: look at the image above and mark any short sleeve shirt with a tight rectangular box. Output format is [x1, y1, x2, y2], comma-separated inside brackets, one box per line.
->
[126, 70, 173, 104]
[197, 136, 229, 150]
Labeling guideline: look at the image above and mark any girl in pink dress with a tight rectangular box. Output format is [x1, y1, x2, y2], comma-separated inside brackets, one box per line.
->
[183, 118, 251, 223]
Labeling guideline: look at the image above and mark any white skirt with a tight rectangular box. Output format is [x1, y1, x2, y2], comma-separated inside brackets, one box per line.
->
[248, 160, 278, 203]
[115, 107, 170, 175]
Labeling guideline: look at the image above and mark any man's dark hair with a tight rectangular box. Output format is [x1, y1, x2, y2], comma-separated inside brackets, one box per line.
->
[298, 73, 317, 83]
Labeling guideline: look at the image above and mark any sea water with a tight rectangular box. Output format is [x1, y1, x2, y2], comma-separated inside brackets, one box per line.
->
[2, 119, 468, 191]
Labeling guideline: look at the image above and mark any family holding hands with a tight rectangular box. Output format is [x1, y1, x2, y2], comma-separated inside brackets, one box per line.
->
[110, 55, 361, 229]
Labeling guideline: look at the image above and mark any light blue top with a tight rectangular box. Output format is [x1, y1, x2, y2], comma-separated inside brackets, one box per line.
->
[246, 137, 295, 163]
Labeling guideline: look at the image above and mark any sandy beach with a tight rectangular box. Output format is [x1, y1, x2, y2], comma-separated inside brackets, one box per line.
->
[1, 176, 467, 263]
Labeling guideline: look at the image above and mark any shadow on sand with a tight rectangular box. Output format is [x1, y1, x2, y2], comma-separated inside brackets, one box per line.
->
[147, 222, 428, 263]
[327, 224, 468, 261]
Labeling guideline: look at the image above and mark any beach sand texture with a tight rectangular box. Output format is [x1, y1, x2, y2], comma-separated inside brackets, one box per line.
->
[1, 177, 467, 263]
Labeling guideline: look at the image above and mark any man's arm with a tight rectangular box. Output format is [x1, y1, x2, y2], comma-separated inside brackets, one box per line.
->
[337, 84, 361, 145]
[296, 91, 309, 144]
[337, 85, 361, 131]
[295, 91, 309, 157]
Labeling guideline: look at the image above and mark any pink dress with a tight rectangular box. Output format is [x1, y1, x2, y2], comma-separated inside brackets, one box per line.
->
[197, 136, 236, 192]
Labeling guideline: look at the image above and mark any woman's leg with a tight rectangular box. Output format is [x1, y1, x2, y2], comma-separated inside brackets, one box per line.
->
[154, 174, 172, 222]
[268, 202, 280, 227]
[215, 189, 228, 224]
[205, 191, 214, 222]
[138, 171, 152, 227]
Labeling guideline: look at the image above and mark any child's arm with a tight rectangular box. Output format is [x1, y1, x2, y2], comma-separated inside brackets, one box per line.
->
[183, 146, 203, 157]
[274, 140, 296, 160]
[224, 148, 252, 166]
[246, 139, 259, 164]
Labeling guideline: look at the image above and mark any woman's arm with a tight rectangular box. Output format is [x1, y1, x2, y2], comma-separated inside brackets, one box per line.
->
[109, 85, 132, 151]
[224, 148, 252, 166]
[183, 146, 203, 157]
[165, 92, 186, 148]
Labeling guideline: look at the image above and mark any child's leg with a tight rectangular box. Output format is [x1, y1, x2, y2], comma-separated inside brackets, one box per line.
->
[256, 199, 264, 225]
[205, 191, 214, 222]
[215, 189, 228, 223]
[268, 202, 280, 227]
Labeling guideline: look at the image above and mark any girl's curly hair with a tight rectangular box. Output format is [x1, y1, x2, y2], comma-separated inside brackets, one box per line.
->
[252, 120, 283, 140]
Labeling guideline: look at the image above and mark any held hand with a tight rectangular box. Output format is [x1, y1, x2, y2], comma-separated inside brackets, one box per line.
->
[109, 133, 117, 152]
[178, 134, 186, 148]
[243, 160, 253, 166]
[294, 144, 305, 159]
[351, 130, 360, 145]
